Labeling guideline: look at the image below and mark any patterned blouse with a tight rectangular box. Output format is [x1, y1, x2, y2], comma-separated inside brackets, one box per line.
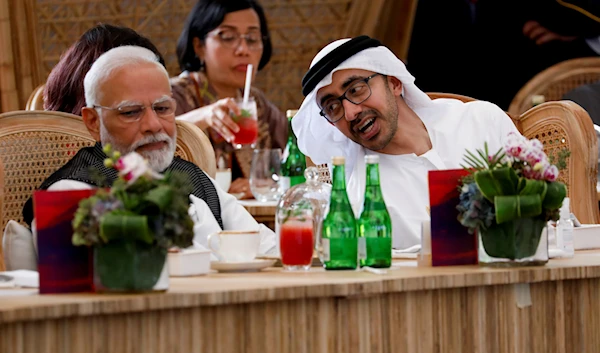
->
[171, 71, 288, 180]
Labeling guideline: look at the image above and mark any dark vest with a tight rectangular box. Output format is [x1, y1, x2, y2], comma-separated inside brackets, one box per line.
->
[23, 143, 223, 228]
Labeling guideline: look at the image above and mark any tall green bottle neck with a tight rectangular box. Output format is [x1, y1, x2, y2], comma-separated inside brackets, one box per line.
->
[331, 164, 347, 191]
[287, 118, 298, 145]
[364, 163, 385, 202]
[365, 163, 381, 187]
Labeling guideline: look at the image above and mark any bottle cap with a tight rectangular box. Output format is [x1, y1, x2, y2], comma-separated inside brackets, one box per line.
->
[365, 154, 379, 164]
[286, 109, 299, 119]
[331, 156, 345, 165]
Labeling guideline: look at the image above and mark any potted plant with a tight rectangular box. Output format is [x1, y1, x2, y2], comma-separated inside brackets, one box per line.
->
[457, 132, 568, 266]
[72, 145, 194, 292]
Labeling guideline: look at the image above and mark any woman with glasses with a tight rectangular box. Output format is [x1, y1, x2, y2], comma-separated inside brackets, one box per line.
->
[173, 0, 287, 199]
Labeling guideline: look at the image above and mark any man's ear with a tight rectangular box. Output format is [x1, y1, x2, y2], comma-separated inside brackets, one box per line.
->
[192, 37, 205, 63]
[387, 76, 404, 97]
[81, 107, 101, 141]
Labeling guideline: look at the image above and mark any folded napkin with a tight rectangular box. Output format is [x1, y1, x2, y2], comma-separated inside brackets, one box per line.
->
[237, 199, 278, 207]
[0, 270, 39, 288]
[392, 244, 421, 259]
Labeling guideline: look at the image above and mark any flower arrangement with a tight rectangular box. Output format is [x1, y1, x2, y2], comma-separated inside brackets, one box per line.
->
[457, 132, 568, 264]
[72, 145, 194, 291]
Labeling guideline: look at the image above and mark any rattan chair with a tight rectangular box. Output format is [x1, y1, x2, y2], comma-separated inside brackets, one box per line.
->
[315, 100, 599, 224]
[425, 92, 477, 103]
[0, 110, 216, 231]
[508, 57, 600, 116]
[25, 84, 45, 111]
[515, 101, 599, 224]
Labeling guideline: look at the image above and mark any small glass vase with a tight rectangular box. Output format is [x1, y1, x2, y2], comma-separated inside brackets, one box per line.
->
[94, 240, 168, 292]
[478, 217, 548, 267]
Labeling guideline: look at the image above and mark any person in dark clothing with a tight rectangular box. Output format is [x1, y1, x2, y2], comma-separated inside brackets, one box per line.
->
[24, 45, 276, 253]
[407, 0, 600, 110]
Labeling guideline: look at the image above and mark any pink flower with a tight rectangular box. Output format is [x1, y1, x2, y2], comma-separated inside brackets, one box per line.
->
[542, 165, 559, 182]
[507, 145, 523, 157]
[116, 152, 163, 184]
[501, 132, 561, 182]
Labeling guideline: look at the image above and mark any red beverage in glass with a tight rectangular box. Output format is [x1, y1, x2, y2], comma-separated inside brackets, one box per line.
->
[233, 98, 258, 148]
[280, 219, 313, 270]
[233, 115, 258, 145]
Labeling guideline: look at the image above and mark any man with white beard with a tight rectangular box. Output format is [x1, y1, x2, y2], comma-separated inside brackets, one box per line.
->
[22, 45, 275, 254]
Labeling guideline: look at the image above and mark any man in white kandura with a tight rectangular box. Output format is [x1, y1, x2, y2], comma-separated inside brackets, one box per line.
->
[23, 45, 276, 254]
[293, 35, 520, 249]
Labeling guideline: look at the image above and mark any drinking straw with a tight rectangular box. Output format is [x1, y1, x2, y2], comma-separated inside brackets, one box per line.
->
[243, 64, 253, 104]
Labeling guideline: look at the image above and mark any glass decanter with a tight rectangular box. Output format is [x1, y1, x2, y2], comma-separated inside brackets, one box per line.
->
[275, 167, 331, 271]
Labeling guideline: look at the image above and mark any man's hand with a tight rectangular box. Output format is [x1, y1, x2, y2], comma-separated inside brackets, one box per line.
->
[523, 20, 577, 45]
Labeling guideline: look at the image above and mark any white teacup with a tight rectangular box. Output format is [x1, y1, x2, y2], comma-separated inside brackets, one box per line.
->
[215, 168, 232, 192]
[208, 230, 261, 262]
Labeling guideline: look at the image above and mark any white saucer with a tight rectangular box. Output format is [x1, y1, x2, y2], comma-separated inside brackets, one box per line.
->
[210, 259, 276, 273]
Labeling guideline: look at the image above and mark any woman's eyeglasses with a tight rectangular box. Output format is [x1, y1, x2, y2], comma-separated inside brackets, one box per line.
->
[208, 29, 265, 51]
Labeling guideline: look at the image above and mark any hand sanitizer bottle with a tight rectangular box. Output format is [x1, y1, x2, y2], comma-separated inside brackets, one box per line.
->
[555, 198, 575, 258]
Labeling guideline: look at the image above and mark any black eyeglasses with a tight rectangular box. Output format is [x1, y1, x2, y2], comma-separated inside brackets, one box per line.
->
[319, 73, 381, 123]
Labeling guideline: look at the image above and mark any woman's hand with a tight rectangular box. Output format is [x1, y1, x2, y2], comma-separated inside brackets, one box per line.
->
[176, 98, 241, 142]
[229, 177, 253, 199]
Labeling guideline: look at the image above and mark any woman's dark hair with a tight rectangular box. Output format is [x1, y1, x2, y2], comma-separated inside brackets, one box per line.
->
[177, 0, 272, 72]
[44, 23, 166, 116]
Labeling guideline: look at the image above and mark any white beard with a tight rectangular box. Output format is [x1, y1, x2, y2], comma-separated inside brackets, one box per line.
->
[100, 121, 177, 172]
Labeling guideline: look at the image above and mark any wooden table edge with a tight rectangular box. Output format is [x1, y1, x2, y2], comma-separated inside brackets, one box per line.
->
[1, 254, 600, 324]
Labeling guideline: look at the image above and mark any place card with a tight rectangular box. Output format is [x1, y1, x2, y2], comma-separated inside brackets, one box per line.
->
[428, 169, 478, 266]
[34, 189, 96, 294]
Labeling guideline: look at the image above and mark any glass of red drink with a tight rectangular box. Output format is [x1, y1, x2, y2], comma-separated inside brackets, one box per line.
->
[279, 214, 314, 271]
[232, 98, 258, 149]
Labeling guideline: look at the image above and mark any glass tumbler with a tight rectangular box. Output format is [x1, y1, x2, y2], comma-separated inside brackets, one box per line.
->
[250, 148, 284, 202]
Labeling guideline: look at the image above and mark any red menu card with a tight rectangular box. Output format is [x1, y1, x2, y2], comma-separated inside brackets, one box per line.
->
[34, 189, 96, 294]
[428, 169, 478, 266]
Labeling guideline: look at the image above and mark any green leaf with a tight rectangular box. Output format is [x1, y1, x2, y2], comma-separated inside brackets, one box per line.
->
[474, 167, 519, 201]
[144, 185, 173, 212]
[99, 213, 153, 244]
[518, 178, 547, 201]
[232, 109, 252, 123]
[494, 194, 542, 224]
[464, 150, 486, 169]
[477, 147, 490, 168]
[542, 181, 567, 210]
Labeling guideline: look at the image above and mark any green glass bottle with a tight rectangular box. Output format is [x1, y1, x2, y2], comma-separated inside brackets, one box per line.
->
[321, 156, 358, 270]
[358, 155, 392, 268]
[281, 109, 306, 189]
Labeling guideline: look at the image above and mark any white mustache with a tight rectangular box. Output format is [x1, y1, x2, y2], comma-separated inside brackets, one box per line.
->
[132, 133, 172, 151]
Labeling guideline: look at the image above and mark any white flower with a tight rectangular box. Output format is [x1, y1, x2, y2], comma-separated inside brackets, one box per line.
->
[504, 132, 529, 158]
[115, 152, 164, 184]
[529, 139, 543, 151]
